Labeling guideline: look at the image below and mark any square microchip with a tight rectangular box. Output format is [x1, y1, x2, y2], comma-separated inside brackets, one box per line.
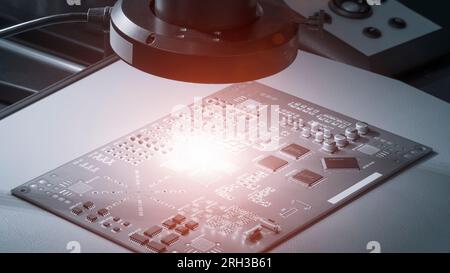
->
[172, 214, 186, 224]
[322, 157, 359, 170]
[281, 144, 310, 159]
[258, 155, 288, 172]
[292, 169, 323, 187]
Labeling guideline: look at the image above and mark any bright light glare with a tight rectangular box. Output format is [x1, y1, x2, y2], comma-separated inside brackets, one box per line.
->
[163, 134, 236, 176]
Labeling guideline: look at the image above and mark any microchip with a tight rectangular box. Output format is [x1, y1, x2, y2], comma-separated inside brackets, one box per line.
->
[292, 169, 323, 187]
[147, 241, 166, 253]
[83, 201, 94, 210]
[175, 226, 189, 236]
[161, 233, 179, 246]
[122, 221, 131, 227]
[97, 208, 109, 217]
[281, 144, 310, 159]
[162, 219, 176, 229]
[258, 155, 288, 172]
[130, 233, 149, 246]
[185, 220, 199, 230]
[144, 225, 162, 238]
[113, 227, 121, 233]
[71, 207, 83, 215]
[103, 222, 111, 228]
[86, 214, 98, 222]
[113, 217, 121, 222]
[172, 214, 186, 224]
[322, 157, 359, 170]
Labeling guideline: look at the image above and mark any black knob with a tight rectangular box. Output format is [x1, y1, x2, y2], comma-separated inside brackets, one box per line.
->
[363, 27, 382, 39]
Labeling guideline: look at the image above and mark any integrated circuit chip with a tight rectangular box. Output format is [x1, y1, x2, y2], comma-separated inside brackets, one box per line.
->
[172, 214, 186, 224]
[175, 226, 189, 236]
[130, 233, 149, 246]
[161, 233, 179, 246]
[144, 225, 163, 238]
[185, 220, 199, 230]
[97, 208, 109, 217]
[86, 214, 98, 222]
[147, 241, 166, 253]
[162, 219, 176, 229]
[322, 157, 360, 170]
[292, 169, 323, 187]
[281, 144, 310, 159]
[258, 155, 288, 172]
[71, 207, 83, 215]
[83, 201, 94, 210]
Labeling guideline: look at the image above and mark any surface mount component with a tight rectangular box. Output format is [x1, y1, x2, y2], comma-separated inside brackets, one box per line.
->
[292, 169, 323, 187]
[322, 157, 360, 170]
[258, 156, 289, 172]
[12, 82, 431, 253]
[281, 144, 310, 159]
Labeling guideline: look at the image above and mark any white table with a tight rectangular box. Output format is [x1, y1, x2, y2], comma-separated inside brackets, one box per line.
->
[1, 52, 449, 252]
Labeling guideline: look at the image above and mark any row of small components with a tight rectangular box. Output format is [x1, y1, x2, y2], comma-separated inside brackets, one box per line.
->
[71, 201, 131, 233]
[281, 115, 370, 153]
[129, 214, 199, 253]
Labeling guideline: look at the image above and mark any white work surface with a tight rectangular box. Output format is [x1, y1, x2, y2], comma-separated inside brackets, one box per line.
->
[1, 52, 449, 252]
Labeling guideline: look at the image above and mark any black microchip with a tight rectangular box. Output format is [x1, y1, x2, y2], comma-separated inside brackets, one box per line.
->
[147, 241, 166, 253]
[185, 220, 199, 230]
[83, 201, 94, 210]
[122, 221, 131, 227]
[103, 222, 111, 228]
[72, 207, 83, 215]
[281, 144, 310, 159]
[161, 233, 179, 246]
[175, 226, 189, 236]
[97, 208, 109, 217]
[144, 225, 163, 238]
[162, 219, 176, 229]
[172, 214, 186, 224]
[113, 217, 121, 222]
[293, 169, 323, 187]
[130, 233, 149, 246]
[258, 155, 288, 172]
[86, 214, 98, 222]
[322, 157, 359, 169]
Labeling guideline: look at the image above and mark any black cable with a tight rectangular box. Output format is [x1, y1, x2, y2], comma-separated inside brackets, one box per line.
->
[0, 13, 88, 39]
[0, 7, 112, 39]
